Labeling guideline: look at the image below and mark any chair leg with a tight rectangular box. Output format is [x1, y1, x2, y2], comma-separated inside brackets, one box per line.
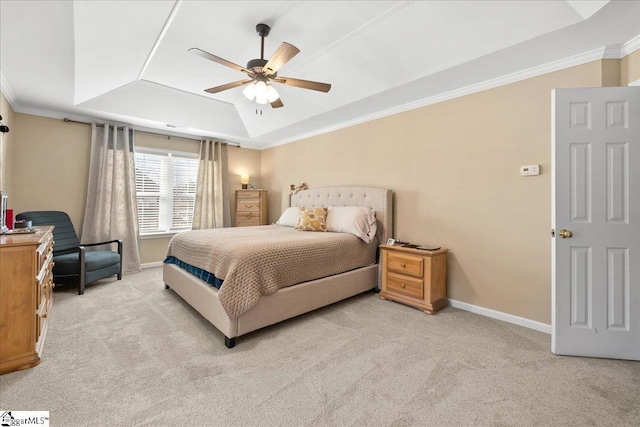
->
[78, 247, 86, 295]
[117, 240, 123, 280]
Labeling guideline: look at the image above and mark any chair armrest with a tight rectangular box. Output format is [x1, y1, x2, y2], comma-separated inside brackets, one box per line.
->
[80, 239, 123, 256]
[80, 239, 121, 248]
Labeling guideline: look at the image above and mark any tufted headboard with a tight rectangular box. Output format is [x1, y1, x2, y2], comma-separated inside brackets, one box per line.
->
[289, 186, 393, 246]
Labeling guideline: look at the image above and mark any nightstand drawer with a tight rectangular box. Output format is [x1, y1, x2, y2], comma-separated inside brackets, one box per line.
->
[387, 252, 423, 278]
[386, 272, 423, 299]
[237, 200, 260, 212]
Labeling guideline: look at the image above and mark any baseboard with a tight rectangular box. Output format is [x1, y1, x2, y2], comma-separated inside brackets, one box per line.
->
[141, 261, 164, 269]
[448, 299, 551, 335]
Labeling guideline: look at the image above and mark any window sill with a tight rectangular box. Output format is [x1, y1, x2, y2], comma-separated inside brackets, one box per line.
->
[139, 231, 188, 240]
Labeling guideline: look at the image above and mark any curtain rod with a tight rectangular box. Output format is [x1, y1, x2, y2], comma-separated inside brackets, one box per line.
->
[63, 118, 241, 147]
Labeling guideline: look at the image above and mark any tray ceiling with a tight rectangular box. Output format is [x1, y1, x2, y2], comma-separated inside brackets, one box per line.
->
[1, 1, 638, 149]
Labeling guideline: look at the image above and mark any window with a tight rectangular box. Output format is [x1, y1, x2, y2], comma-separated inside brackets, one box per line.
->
[135, 148, 199, 235]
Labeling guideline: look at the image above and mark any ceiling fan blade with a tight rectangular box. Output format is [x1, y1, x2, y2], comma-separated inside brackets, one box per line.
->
[189, 47, 251, 74]
[270, 98, 284, 108]
[272, 76, 331, 93]
[204, 79, 253, 94]
[263, 42, 300, 76]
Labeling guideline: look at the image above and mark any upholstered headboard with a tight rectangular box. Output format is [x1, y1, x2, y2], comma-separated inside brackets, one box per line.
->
[290, 186, 393, 246]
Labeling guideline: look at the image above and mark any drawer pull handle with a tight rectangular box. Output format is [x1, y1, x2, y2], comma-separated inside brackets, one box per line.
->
[245, 204, 253, 208]
[401, 283, 406, 288]
[245, 213, 253, 219]
[401, 262, 406, 268]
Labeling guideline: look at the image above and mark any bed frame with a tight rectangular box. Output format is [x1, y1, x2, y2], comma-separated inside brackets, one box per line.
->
[163, 186, 393, 348]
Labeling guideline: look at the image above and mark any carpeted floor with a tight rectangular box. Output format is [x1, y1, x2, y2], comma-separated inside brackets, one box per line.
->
[0, 267, 638, 426]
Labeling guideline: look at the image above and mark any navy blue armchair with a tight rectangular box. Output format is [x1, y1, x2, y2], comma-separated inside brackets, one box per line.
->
[16, 211, 122, 295]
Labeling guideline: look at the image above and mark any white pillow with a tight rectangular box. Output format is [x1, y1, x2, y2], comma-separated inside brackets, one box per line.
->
[326, 207, 377, 243]
[276, 206, 300, 227]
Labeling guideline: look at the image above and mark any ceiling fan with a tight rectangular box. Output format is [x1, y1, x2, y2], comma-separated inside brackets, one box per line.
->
[189, 23, 331, 109]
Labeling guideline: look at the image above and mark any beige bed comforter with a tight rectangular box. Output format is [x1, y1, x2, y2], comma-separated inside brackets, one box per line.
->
[166, 225, 377, 319]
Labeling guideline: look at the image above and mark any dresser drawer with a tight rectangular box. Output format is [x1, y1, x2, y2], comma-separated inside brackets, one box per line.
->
[235, 190, 267, 227]
[237, 211, 261, 222]
[237, 200, 260, 212]
[387, 251, 423, 278]
[386, 272, 423, 299]
[237, 191, 260, 199]
[236, 219, 260, 227]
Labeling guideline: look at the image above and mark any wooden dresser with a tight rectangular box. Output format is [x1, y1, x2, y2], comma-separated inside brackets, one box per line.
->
[0, 226, 55, 374]
[378, 244, 448, 314]
[235, 190, 268, 227]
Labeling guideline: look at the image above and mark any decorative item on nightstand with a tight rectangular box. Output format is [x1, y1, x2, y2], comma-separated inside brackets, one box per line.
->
[240, 175, 250, 189]
[378, 243, 448, 314]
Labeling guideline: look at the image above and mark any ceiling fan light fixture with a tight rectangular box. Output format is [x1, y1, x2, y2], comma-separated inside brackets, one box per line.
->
[243, 83, 257, 101]
[266, 84, 279, 103]
[255, 80, 269, 104]
[191, 22, 329, 109]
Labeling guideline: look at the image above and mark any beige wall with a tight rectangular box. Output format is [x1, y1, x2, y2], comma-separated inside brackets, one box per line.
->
[11, 114, 91, 232]
[261, 60, 609, 325]
[0, 92, 15, 199]
[7, 114, 261, 264]
[601, 59, 621, 86]
[621, 49, 640, 85]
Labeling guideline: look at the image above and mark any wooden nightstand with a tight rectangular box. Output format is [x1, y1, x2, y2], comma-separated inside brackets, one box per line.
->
[235, 190, 268, 227]
[378, 244, 448, 314]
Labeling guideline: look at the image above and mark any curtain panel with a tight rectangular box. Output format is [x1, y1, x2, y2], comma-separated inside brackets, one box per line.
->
[192, 140, 231, 229]
[81, 124, 141, 274]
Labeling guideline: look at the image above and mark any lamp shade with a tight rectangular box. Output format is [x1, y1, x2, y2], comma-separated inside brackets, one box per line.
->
[240, 175, 250, 185]
[243, 83, 257, 101]
[266, 84, 279, 103]
[255, 81, 268, 104]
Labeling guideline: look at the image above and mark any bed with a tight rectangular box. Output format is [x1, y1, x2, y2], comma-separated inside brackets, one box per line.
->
[162, 186, 393, 348]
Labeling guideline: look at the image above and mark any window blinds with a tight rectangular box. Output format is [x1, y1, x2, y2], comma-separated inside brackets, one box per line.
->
[135, 150, 199, 235]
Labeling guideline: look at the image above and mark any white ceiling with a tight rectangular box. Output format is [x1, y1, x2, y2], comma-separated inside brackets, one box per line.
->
[1, 1, 639, 149]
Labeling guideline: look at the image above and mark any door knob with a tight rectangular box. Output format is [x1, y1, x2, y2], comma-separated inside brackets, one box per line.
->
[559, 229, 573, 238]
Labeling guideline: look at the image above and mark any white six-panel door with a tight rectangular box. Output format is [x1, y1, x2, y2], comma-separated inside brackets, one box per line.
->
[552, 87, 640, 360]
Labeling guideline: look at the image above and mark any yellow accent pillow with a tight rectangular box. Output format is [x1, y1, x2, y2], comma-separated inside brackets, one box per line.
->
[295, 207, 328, 232]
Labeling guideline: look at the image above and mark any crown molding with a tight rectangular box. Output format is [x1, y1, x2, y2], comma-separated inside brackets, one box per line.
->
[263, 45, 617, 149]
[621, 34, 640, 57]
[602, 45, 621, 59]
[11, 105, 87, 122]
[0, 73, 18, 110]
[10, 104, 261, 149]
